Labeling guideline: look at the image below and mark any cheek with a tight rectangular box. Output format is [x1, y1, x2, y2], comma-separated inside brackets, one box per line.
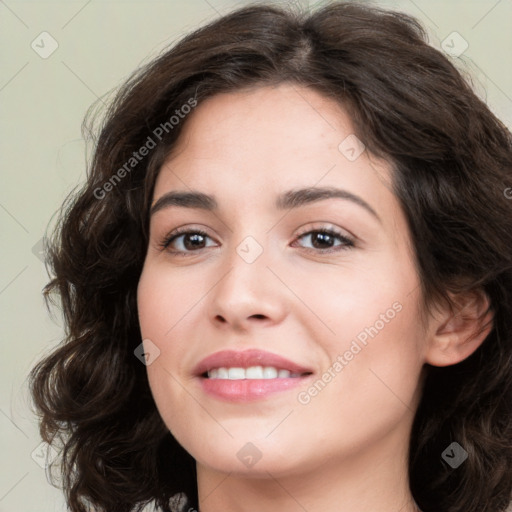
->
[295, 287, 424, 447]
[137, 262, 206, 341]
[289, 247, 419, 356]
[137, 266, 207, 428]
[291, 253, 423, 424]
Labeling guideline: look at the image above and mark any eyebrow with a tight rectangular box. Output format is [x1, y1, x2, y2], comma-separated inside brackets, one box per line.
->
[150, 186, 381, 223]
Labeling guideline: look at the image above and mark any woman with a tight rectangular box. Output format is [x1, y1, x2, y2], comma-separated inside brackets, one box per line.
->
[30, 2, 512, 512]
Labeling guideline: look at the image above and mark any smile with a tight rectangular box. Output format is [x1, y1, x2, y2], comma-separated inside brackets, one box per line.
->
[193, 349, 315, 402]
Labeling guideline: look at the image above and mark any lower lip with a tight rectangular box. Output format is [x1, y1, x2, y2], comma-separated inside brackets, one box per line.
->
[198, 376, 312, 402]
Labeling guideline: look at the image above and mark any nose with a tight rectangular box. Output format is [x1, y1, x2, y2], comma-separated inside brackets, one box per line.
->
[208, 240, 288, 333]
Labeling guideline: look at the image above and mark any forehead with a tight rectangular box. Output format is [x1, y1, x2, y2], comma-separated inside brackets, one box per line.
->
[172, 84, 350, 155]
[153, 83, 394, 212]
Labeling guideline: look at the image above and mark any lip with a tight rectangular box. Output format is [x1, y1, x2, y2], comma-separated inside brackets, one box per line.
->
[193, 349, 314, 403]
[193, 349, 313, 376]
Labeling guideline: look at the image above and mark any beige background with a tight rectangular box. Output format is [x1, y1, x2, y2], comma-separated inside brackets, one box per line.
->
[1, 0, 511, 510]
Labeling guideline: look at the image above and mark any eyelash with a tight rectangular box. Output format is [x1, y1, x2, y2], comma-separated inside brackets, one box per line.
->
[158, 226, 355, 257]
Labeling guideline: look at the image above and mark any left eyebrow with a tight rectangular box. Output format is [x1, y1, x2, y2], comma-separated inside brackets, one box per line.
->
[275, 186, 381, 224]
[150, 186, 381, 224]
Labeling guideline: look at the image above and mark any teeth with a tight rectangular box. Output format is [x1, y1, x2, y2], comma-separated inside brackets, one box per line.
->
[217, 367, 229, 379]
[207, 366, 297, 380]
[262, 366, 278, 379]
[246, 366, 263, 378]
[228, 367, 245, 379]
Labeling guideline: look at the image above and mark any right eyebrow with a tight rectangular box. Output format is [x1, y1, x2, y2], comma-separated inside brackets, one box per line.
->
[150, 191, 218, 216]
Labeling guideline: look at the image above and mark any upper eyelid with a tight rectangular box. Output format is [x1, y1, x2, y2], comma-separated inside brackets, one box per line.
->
[295, 222, 353, 238]
[162, 224, 351, 240]
[162, 221, 353, 237]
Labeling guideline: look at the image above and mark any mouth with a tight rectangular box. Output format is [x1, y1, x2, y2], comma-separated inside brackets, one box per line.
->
[194, 348, 314, 379]
[194, 349, 314, 402]
[202, 366, 313, 380]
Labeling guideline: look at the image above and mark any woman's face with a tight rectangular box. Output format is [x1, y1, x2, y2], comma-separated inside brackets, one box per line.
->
[137, 83, 427, 478]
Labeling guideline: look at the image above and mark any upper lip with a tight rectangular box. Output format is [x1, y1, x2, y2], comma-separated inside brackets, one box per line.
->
[193, 349, 314, 377]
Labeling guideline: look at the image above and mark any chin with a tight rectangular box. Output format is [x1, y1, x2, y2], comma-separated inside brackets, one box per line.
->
[183, 429, 311, 477]
[195, 449, 299, 477]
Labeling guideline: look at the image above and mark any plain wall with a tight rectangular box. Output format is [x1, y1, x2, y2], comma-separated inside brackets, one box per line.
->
[1, 0, 511, 510]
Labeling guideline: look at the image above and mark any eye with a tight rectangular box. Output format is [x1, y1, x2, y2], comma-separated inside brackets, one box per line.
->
[158, 227, 217, 255]
[158, 225, 355, 256]
[292, 228, 355, 253]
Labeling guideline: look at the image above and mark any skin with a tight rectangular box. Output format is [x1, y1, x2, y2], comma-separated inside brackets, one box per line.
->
[137, 83, 493, 512]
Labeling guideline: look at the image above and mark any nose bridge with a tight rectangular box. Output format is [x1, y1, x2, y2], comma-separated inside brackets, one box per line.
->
[220, 232, 270, 301]
[224, 212, 270, 278]
[208, 229, 285, 327]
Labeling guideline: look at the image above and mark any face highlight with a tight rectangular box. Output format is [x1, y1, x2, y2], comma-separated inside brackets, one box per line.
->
[137, 83, 427, 482]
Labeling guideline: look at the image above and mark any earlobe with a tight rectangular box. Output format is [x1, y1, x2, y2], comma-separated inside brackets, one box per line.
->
[425, 290, 494, 367]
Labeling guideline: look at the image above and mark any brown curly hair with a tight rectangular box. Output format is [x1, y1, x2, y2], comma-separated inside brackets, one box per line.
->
[30, 2, 512, 511]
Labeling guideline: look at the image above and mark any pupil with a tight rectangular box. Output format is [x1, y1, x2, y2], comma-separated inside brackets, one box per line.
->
[313, 232, 333, 248]
[185, 233, 205, 249]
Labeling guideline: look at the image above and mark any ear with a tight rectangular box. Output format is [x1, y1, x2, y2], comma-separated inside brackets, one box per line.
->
[424, 289, 494, 367]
